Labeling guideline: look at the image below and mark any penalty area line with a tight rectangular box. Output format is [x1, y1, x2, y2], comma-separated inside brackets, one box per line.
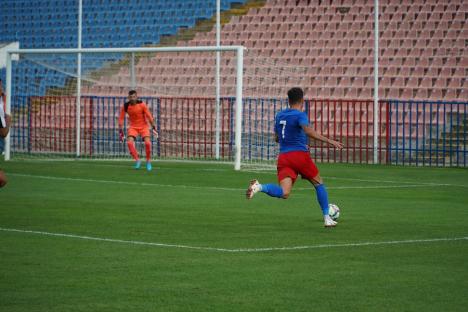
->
[10, 159, 468, 188]
[7, 173, 453, 191]
[0, 227, 466, 253]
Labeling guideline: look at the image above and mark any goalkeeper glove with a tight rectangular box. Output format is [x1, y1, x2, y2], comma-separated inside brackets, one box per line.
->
[152, 125, 158, 138]
[119, 129, 124, 142]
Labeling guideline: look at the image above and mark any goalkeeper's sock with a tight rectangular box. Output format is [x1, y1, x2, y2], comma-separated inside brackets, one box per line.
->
[127, 141, 139, 160]
[314, 184, 329, 216]
[261, 184, 284, 198]
[144, 141, 151, 161]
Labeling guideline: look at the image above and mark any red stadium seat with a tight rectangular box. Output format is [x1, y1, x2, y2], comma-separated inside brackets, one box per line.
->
[420, 77, 432, 88]
[68, 0, 468, 102]
[430, 89, 443, 99]
[415, 88, 428, 100]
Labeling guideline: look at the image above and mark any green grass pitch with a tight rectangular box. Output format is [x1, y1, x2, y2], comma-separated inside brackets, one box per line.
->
[0, 160, 467, 311]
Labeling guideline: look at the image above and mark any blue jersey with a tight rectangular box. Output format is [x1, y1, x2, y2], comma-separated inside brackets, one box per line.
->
[274, 108, 309, 153]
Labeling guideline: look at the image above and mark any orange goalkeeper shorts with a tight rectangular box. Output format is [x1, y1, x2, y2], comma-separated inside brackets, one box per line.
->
[127, 127, 150, 138]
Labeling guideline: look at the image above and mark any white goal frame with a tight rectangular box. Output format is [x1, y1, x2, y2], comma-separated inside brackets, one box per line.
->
[4, 45, 245, 170]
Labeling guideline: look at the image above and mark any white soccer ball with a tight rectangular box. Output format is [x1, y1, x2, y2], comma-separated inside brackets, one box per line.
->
[328, 203, 340, 221]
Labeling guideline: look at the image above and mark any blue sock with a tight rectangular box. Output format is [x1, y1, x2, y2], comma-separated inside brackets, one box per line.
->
[261, 184, 284, 198]
[314, 184, 329, 216]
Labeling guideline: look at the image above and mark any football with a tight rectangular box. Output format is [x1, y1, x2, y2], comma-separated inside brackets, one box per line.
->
[329, 203, 340, 221]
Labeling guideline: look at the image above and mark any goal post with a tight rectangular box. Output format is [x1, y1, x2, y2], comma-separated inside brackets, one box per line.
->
[4, 45, 245, 169]
[4, 50, 12, 163]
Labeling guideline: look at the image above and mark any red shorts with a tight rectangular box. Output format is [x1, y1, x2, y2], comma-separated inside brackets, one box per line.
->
[277, 151, 319, 183]
[128, 127, 150, 138]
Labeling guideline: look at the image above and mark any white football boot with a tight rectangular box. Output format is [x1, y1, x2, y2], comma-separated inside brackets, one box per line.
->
[324, 215, 337, 228]
[246, 179, 261, 199]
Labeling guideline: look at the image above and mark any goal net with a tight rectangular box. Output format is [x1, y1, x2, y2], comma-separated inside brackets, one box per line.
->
[5, 46, 306, 170]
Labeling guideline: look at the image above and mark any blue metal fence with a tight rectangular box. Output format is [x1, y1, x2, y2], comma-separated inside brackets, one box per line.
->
[387, 100, 467, 167]
[7, 95, 468, 167]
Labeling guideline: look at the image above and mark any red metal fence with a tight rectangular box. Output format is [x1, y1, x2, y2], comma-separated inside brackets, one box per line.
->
[9, 96, 468, 167]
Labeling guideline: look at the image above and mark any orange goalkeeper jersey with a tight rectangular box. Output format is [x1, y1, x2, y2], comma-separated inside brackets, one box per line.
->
[119, 101, 154, 129]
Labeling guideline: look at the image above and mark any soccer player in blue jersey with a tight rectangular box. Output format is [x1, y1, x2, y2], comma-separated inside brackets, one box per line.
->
[246, 87, 344, 227]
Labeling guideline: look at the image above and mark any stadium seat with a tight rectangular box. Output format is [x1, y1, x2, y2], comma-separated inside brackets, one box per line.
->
[415, 88, 429, 100]
[3, 0, 467, 103]
[3, 0, 248, 94]
[420, 77, 432, 88]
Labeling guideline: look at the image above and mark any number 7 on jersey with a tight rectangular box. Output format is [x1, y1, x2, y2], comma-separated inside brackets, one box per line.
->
[279, 120, 287, 139]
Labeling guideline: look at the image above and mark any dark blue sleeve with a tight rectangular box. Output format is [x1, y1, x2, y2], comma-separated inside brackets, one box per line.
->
[298, 112, 309, 127]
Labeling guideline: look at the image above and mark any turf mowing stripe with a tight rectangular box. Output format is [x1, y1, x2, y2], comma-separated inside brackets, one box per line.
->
[1, 227, 466, 253]
[7, 173, 453, 191]
[10, 160, 468, 187]
[8, 160, 468, 188]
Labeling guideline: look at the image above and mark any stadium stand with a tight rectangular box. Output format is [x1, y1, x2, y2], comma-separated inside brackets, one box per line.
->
[171, 0, 467, 100]
[2, 0, 466, 101]
[1, 0, 244, 48]
[2, 0, 466, 166]
[0, 0, 246, 94]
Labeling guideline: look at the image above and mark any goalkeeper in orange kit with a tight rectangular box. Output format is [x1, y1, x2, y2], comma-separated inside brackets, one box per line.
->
[119, 90, 158, 171]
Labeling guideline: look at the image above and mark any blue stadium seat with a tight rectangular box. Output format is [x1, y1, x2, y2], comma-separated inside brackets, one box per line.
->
[2, 0, 247, 96]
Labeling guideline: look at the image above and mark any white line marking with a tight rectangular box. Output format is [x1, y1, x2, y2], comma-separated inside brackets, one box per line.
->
[325, 176, 468, 188]
[8, 160, 468, 188]
[241, 169, 468, 188]
[13, 158, 233, 169]
[1, 227, 466, 253]
[7, 173, 456, 191]
[9, 173, 244, 192]
[325, 184, 436, 190]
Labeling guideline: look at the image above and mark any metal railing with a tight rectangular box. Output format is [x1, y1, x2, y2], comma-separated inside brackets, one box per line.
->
[8, 96, 468, 167]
